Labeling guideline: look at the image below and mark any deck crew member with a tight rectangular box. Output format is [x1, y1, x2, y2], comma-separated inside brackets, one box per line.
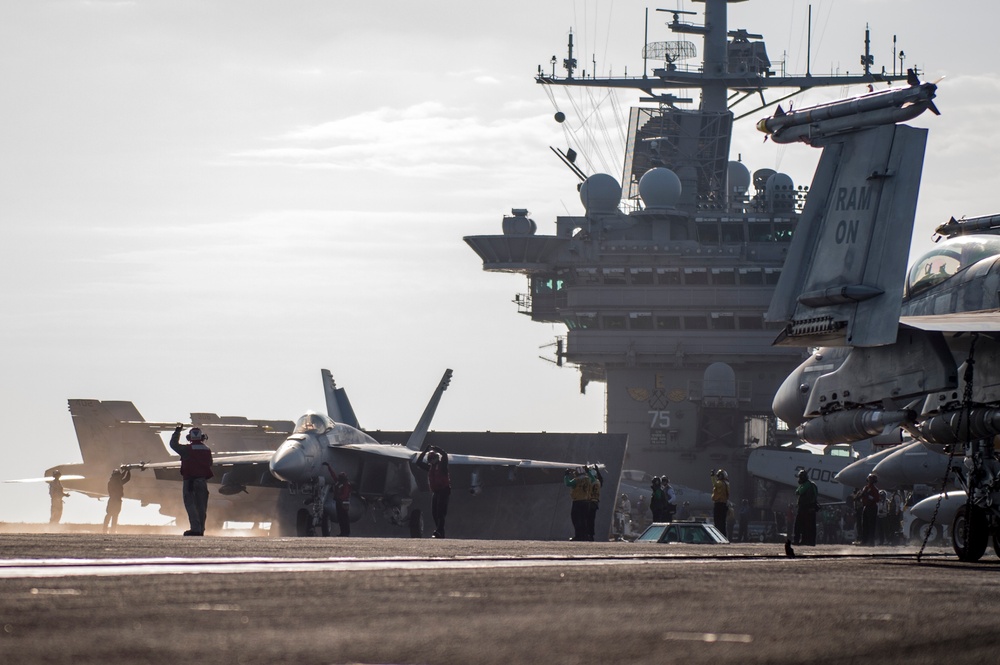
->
[169, 425, 214, 536]
[710, 469, 730, 536]
[48, 470, 70, 524]
[416, 445, 451, 538]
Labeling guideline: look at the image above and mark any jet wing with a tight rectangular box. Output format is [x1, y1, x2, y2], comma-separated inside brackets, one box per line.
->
[3, 475, 86, 483]
[140, 452, 277, 484]
[900, 310, 1000, 332]
[339, 443, 591, 489]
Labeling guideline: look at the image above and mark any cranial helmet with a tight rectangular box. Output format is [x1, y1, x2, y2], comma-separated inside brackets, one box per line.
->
[186, 427, 207, 442]
[798, 469, 809, 482]
[867, 473, 878, 483]
[716, 469, 728, 480]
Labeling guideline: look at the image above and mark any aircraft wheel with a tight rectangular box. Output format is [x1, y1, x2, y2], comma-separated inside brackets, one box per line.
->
[952, 505, 989, 562]
[910, 519, 940, 544]
[409, 509, 423, 538]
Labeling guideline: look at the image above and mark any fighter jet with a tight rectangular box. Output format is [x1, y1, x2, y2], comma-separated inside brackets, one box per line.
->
[765, 73, 1000, 561]
[139, 369, 598, 537]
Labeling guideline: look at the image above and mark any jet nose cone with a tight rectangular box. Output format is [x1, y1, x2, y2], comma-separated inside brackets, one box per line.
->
[872, 441, 928, 487]
[270, 444, 308, 482]
[834, 457, 876, 489]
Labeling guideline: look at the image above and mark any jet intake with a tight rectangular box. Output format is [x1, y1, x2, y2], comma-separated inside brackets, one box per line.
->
[796, 409, 912, 444]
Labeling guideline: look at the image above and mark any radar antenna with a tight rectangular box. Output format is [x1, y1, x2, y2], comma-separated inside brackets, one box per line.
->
[643, 41, 697, 65]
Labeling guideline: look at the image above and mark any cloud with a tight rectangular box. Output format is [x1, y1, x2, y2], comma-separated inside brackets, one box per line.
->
[224, 101, 556, 178]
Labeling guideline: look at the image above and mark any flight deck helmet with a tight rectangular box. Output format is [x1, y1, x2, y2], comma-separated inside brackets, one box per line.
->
[797, 469, 809, 483]
[186, 427, 207, 442]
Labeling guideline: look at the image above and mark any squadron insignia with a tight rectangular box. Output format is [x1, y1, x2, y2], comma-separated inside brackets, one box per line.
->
[627, 387, 650, 402]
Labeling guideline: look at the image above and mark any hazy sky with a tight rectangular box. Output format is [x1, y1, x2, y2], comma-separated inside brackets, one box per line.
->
[3, 0, 997, 524]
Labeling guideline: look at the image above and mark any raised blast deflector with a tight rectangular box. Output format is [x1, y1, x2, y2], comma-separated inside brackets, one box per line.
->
[767, 123, 927, 347]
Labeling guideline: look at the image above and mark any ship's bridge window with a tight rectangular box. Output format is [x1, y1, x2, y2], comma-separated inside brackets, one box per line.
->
[721, 223, 744, 243]
[712, 268, 736, 285]
[603, 314, 627, 330]
[629, 268, 654, 285]
[774, 223, 794, 241]
[684, 268, 709, 285]
[577, 312, 597, 329]
[748, 223, 773, 242]
[697, 225, 720, 243]
[656, 315, 681, 330]
[577, 268, 601, 285]
[907, 236, 1000, 297]
[294, 413, 332, 434]
[657, 268, 681, 285]
[739, 268, 764, 285]
[738, 314, 764, 330]
[602, 268, 627, 285]
[684, 315, 709, 330]
[533, 276, 564, 293]
[629, 312, 654, 330]
[710, 312, 735, 330]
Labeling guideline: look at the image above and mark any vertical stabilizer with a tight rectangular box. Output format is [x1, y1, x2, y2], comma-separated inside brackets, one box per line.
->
[321, 369, 360, 429]
[767, 123, 927, 347]
[68, 399, 171, 471]
[406, 369, 453, 451]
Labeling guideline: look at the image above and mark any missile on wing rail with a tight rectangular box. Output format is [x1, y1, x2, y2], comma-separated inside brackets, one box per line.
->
[756, 75, 938, 145]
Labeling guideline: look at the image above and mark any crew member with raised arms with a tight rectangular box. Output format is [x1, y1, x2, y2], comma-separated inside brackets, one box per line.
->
[170, 425, 214, 536]
[416, 445, 451, 538]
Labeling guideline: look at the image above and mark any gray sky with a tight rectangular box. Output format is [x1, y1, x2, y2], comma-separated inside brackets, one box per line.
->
[2, 0, 996, 524]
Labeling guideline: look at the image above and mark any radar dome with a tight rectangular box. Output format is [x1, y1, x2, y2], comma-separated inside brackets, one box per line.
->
[766, 172, 796, 212]
[703, 362, 736, 398]
[638, 167, 682, 209]
[728, 161, 751, 194]
[753, 168, 776, 192]
[579, 173, 621, 213]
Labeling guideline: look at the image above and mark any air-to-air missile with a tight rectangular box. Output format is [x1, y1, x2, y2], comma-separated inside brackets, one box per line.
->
[756, 71, 939, 145]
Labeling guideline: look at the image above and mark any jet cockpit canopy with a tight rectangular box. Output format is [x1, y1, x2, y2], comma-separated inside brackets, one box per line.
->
[294, 412, 334, 434]
[906, 235, 1000, 297]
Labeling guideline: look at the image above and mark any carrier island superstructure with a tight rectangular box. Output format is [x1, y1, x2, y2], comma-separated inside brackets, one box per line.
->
[465, 0, 921, 505]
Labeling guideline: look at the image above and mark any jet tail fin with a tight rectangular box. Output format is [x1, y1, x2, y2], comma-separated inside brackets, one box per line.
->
[766, 122, 928, 347]
[68, 399, 172, 471]
[406, 369, 454, 451]
[321, 369, 360, 429]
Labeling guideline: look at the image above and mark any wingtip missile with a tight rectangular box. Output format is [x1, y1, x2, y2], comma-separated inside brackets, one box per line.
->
[757, 79, 938, 145]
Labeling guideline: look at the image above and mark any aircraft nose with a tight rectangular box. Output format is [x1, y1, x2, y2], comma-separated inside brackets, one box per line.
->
[270, 443, 308, 482]
[834, 457, 876, 489]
